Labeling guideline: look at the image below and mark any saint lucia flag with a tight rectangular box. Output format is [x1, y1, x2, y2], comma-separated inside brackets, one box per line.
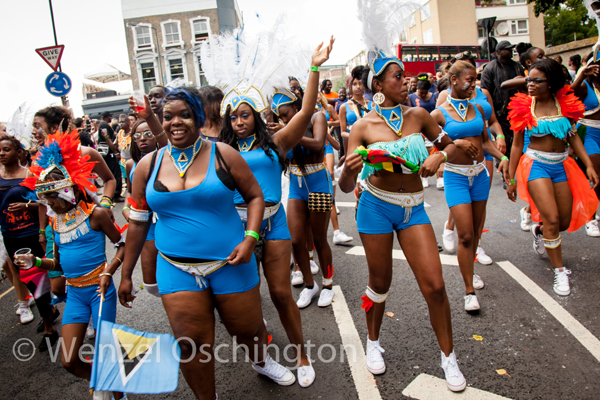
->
[90, 320, 181, 394]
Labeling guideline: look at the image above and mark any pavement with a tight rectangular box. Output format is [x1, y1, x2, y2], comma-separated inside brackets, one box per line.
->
[1, 168, 599, 400]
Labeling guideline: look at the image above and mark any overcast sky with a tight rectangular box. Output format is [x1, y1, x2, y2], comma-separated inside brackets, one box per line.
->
[0, 0, 364, 122]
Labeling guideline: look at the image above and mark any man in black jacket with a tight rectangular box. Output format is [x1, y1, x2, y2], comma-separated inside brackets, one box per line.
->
[97, 111, 123, 201]
[480, 40, 525, 160]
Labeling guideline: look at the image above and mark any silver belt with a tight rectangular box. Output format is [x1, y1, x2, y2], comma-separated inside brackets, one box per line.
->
[289, 163, 325, 176]
[236, 203, 280, 222]
[444, 162, 487, 177]
[365, 180, 424, 208]
[525, 148, 568, 164]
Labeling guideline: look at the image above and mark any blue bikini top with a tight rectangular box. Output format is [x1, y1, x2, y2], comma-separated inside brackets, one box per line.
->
[438, 105, 485, 140]
[446, 87, 492, 121]
[361, 134, 430, 179]
[583, 81, 600, 116]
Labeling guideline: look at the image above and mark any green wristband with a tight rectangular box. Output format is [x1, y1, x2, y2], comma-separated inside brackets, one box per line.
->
[245, 230, 260, 241]
[310, 66, 319, 72]
[509, 179, 516, 185]
[39, 229, 46, 234]
[35, 257, 42, 268]
[497, 135, 505, 139]
[123, 206, 130, 211]
[501, 156, 508, 161]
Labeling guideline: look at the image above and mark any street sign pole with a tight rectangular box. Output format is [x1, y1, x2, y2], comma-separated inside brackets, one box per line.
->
[48, 0, 68, 107]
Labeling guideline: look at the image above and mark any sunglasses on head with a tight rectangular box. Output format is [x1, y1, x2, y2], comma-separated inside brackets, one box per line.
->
[455, 51, 472, 60]
[133, 131, 154, 140]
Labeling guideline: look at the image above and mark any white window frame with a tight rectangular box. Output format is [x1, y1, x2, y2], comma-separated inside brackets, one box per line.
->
[423, 28, 433, 44]
[190, 16, 212, 45]
[160, 20, 183, 50]
[134, 53, 159, 91]
[508, 0, 526, 5]
[510, 19, 528, 35]
[421, 3, 430, 21]
[409, 14, 416, 27]
[163, 49, 188, 83]
[132, 23, 154, 52]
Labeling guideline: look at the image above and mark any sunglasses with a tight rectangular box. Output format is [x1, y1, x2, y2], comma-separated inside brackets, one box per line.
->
[525, 78, 547, 85]
[133, 131, 154, 140]
[455, 51, 472, 60]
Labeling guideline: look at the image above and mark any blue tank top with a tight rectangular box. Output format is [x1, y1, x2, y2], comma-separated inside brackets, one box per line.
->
[146, 143, 245, 260]
[408, 92, 438, 113]
[55, 219, 106, 278]
[446, 88, 493, 121]
[233, 148, 283, 204]
[582, 81, 600, 112]
[0, 176, 38, 238]
[344, 101, 373, 131]
[439, 105, 485, 140]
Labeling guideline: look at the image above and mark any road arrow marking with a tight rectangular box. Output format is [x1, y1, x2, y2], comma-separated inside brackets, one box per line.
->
[402, 373, 512, 399]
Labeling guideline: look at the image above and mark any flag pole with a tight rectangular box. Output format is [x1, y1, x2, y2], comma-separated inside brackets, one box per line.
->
[90, 293, 105, 395]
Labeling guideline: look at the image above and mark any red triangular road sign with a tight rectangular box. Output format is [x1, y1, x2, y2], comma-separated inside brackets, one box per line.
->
[35, 45, 65, 71]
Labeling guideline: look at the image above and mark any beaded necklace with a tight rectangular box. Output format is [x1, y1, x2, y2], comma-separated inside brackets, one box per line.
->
[237, 134, 257, 152]
[374, 103, 404, 136]
[168, 137, 203, 177]
[447, 96, 470, 121]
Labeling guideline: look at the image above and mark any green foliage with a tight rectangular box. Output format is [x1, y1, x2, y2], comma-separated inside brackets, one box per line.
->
[333, 74, 347, 92]
[543, 0, 597, 46]
[529, 0, 563, 17]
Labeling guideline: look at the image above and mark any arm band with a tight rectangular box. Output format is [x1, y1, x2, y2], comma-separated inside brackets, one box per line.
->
[497, 134, 505, 139]
[130, 209, 151, 222]
[245, 230, 260, 241]
[432, 129, 448, 144]
[35, 257, 42, 268]
[501, 156, 508, 161]
[113, 236, 125, 248]
[310, 66, 319, 72]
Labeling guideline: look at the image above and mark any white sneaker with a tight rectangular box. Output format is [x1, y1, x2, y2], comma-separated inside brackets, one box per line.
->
[297, 285, 319, 309]
[440, 351, 466, 392]
[252, 354, 296, 386]
[317, 288, 334, 307]
[333, 230, 353, 245]
[464, 294, 480, 311]
[422, 177, 430, 188]
[19, 306, 34, 324]
[15, 296, 35, 315]
[476, 247, 492, 265]
[553, 268, 571, 296]
[585, 219, 600, 237]
[442, 221, 455, 252]
[310, 260, 319, 275]
[520, 207, 532, 231]
[473, 274, 485, 290]
[297, 360, 316, 388]
[366, 339, 386, 375]
[436, 177, 444, 190]
[530, 224, 545, 255]
[86, 320, 96, 339]
[336, 205, 340, 215]
[291, 271, 304, 286]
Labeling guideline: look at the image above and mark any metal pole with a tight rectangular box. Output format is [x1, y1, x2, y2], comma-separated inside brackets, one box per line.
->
[48, 0, 68, 106]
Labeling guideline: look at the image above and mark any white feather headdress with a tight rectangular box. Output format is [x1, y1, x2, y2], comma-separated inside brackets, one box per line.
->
[6, 102, 35, 150]
[200, 17, 312, 116]
[584, 0, 600, 62]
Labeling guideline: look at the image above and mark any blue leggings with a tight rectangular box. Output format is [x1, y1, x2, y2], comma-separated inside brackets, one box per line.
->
[62, 283, 117, 328]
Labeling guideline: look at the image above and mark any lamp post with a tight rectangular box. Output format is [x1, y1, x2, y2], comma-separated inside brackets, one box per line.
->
[126, 22, 164, 88]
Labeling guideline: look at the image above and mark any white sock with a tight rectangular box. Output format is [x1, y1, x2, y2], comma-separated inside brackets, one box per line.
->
[333, 229, 340, 235]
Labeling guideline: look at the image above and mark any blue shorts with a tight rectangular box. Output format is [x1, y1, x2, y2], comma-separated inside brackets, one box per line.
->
[289, 168, 333, 203]
[584, 126, 600, 156]
[357, 191, 431, 234]
[241, 206, 291, 241]
[325, 143, 334, 155]
[444, 169, 490, 208]
[528, 160, 567, 183]
[156, 254, 259, 296]
[147, 222, 156, 241]
[62, 283, 117, 328]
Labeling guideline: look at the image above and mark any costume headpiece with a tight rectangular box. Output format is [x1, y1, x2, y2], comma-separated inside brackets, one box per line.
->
[21, 130, 97, 204]
[6, 102, 35, 150]
[271, 87, 298, 116]
[200, 17, 311, 117]
[357, 0, 421, 89]
[584, 1, 600, 62]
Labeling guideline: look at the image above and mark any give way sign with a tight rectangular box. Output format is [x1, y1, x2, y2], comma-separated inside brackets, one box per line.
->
[35, 45, 65, 71]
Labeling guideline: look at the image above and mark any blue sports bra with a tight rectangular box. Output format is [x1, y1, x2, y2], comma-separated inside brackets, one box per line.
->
[438, 105, 485, 140]
[582, 81, 600, 116]
[234, 148, 283, 204]
[361, 134, 430, 179]
[344, 100, 373, 131]
[446, 87, 492, 121]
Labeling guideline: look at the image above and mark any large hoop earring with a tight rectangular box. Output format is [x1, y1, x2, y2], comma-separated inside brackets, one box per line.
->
[373, 92, 385, 105]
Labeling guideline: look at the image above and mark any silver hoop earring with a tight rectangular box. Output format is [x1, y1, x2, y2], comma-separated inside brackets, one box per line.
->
[373, 92, 385, 105]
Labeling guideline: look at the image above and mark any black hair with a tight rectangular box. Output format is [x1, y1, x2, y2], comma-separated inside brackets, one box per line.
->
[128, 113, 137, 120]
[416, 72, 432, 91]
[220, 106, 287, 170]
[73, 118, 84, 128]
[320, 79, 332, 92]
[529, 59, 565, 95]
[289, 76, 305, 98]
[516, 43, 539, 70]
[437, 76, 449, 92]
[197, 86, 225, 129]
[570, 54, 582, 71]
[35, 106, 71, 132]
[164, 86, 206, 128]
[150, 85, 167, 95]
[129, 119, 157, 164]
[352, 65, 370, 91]
[0, 135, 24, 154]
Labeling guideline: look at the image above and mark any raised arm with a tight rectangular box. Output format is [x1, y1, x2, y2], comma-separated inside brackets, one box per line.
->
[128, 95, 169, 148]
[500, 77, 526, 91]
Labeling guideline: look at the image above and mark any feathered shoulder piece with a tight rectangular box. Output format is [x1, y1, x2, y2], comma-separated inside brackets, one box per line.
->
[22, 130, 97, 204]
[6, 102, 35, 150]
[555, 85, 585, 121]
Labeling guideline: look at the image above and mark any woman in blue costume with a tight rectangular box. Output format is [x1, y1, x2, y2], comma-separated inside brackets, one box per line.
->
[17, 132, 126, 399]
[118, 86, 295, 399]
[339, 0, 466, 391]
[507, 59, 599, 297]
[431, 61, 509, 312]
[437, 52, 506, 264]
[122, 119, 161, 297]
[339, 66, 373, 157]
[570, 61, 600, 237]
[216, 39, 334, 387]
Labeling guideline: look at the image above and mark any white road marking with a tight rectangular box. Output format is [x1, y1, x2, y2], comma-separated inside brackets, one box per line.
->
[0, 286, 15, 300]
[497, 261, 600, 363]
[346, 246, 459, 266]
[336, 202, 356, 207]
[331, 285, 382, 400]
[402, 374, 512, 400]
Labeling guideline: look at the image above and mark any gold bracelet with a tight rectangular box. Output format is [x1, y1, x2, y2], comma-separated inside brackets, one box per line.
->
[99, 272, 113, 278]
[49, 259, 55, 271]
[114, 257, 122, 264]
[155, 131, 166, 138]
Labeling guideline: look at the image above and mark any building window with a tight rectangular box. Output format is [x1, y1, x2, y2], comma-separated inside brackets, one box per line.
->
[198, 58, 207, 86]
[192, 18, 210, 43]
[169, 58, 184, 80]
[163, 22, 180, 45]
[135, 25, 152, 50]
[401, 46, 418, 62]
[421, 3, 430, 21]
[510, 19, 528, 35]
[423, 29, 433, 44]
[410, 37, 418, 44]
[409, 14, 416, 27]
[141, 62, 156, 93]
[508, 0, 526, 4]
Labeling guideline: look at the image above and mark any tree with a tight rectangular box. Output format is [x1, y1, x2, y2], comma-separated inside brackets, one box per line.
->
[543, 0, 597, 47]
[529, 0, 563, 17]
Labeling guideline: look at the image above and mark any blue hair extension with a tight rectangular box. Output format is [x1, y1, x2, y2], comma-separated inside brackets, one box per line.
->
[165, 87, 206, 128]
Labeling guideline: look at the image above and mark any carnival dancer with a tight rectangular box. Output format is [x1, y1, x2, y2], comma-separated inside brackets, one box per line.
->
[116, 115, 132, 194]
[431, 61, 509, 311]
[338, 0, 466, 391]
[339, 66, 374, 156]
[507, 59, 599, 296]
[118, 85, 296, 398]
[437, 52, 506, 264]
[198, 85, 224, 142]
[15, 132, 125, 400]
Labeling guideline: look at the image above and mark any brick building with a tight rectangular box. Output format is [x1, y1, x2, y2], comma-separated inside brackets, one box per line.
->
[121, 0, 243, 93]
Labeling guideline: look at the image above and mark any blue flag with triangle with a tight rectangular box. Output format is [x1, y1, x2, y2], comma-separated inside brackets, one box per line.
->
[90, 320, 180, 394]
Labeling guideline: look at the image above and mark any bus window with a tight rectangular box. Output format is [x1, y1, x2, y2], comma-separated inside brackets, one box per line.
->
[439, 46, 458, 61]
[402, 46, 418, 62]
[418, 46, 439, 62]
[458, 46, 479, 58]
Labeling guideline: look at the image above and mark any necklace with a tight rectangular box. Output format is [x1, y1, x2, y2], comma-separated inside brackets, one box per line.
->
[447, 96, 470, 121]
[168, 137, 203, 177]
[531, 96, 561, 120]
[374, 103, 404, 136]
[237, 134, 257, 152]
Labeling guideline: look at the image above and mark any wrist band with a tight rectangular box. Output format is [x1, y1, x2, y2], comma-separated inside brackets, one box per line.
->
[310, 66, 319, 72]
[500, 156, 508, 161]
[99, 273, 113, 278]
[245, 230, 260, 241]
[497, 135, 505, 139]
[100, 204, 111, 208]
[39, 229, 46, 234]
[509, 179, 516, 185]
[436, 151, 448, 162]
[35, 257, 42, 268]
[123, 206, 130, 211]
[114, 257, 122, 264]
[155, 131, 166, 138]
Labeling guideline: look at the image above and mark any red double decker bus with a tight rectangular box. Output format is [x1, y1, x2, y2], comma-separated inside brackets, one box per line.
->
[394, 44, 490, 77]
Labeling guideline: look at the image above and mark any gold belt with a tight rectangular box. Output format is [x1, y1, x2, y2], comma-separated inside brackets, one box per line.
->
[66, 262, 106, 287]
